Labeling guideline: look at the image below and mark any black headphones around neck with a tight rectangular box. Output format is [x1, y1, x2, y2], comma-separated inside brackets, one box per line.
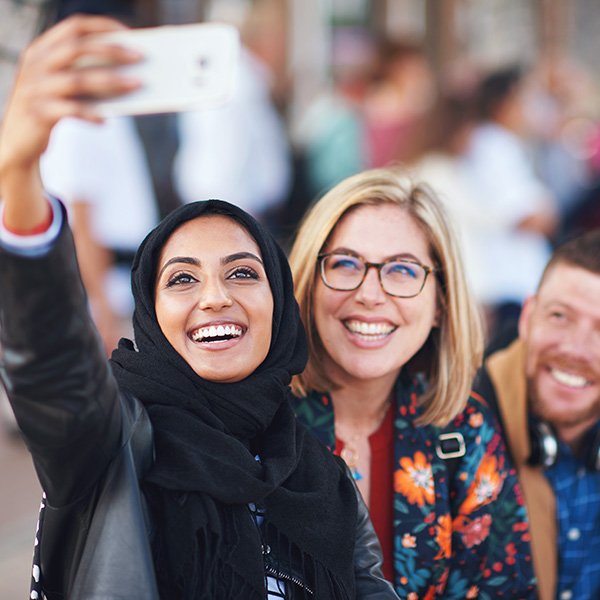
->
[528, 418, 600, 471]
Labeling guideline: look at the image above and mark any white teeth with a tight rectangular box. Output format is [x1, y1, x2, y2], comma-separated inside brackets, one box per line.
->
[344, 320, 395, 336]
[551, 368, 589, 388]
[191, 324, 243, 342]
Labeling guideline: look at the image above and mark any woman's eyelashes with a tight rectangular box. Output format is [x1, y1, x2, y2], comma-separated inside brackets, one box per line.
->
[163, 265, 261, 288]
[165, 271, 197, 287]
[226, 265, 260, 281]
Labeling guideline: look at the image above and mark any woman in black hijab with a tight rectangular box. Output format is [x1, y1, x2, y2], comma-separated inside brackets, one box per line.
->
[110, 200, 360, 598]
[0, 14, 396, 600]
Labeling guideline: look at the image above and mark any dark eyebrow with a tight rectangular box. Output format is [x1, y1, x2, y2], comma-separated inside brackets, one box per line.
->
[329, 247, 424, 263]
[157, 256, 200, 279]
[222, 252, 264, 266]
[328, 247, 361, 258]
[385, 253, 424, 263]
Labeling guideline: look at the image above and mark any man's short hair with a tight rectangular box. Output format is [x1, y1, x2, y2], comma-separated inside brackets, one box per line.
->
[539, 229, 600, 289]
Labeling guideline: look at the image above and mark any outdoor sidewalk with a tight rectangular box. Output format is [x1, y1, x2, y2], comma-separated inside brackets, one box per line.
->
[0, 424, 40, 600]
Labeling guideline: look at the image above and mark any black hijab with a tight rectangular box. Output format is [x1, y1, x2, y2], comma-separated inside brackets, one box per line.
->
[110, 200, 357, 599]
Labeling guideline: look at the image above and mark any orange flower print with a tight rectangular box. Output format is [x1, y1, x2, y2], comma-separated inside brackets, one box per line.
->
[402, 533, 417, 548]
[435, 513, 452, 559]
[407, 593, 419, 600]
[458, 455, 503, 515]
[469, 412, 483, 427]
[466, 585, 479, 598]
[395, 451, 434, 507]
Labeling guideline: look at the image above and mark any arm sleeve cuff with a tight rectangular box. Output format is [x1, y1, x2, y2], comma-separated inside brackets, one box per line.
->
[0, 195, 64, 256]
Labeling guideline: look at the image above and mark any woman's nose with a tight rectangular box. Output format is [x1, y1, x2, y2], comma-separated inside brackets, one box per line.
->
[197, 278, 233, 311]
[354, 266, 386, 306]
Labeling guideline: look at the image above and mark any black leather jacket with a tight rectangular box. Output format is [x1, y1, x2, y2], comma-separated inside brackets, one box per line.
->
[0, 213, 398, 599]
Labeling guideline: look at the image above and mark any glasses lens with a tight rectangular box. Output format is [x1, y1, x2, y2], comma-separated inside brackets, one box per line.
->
[381, 260, 426, 296]
[321, 254, 365, 290]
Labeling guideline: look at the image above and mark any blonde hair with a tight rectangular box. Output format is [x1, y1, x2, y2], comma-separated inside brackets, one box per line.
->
[289, 167, 484, 427]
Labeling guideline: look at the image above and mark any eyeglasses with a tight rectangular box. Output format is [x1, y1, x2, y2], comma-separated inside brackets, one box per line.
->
[317, 253, 436, 298]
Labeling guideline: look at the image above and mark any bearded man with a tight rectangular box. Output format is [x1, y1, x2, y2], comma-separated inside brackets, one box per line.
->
[476, 229, 600, 600]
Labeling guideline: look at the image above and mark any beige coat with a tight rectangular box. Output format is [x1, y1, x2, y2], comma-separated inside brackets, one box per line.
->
[486, 338, 555, 600]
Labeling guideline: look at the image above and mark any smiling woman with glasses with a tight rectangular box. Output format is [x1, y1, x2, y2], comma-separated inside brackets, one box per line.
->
[289, 167, 536, 598]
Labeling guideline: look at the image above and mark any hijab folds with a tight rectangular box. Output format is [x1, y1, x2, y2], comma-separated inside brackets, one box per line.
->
[110, 200, 357, 599]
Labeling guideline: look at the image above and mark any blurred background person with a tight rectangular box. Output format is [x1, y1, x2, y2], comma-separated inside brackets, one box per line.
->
[293, 27, 374, 201]
[408, 93, 488, 304]
[461, 65, 559, 340]
[528, 58, 595, 229]
[41, 116, 159, 354]
[173, 0, 293, 232]
[363, 38, 436, 169]
[540, 58, 600, 243]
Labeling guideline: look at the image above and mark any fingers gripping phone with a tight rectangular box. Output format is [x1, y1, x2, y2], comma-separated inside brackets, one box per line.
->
[85, 23, 240, 116]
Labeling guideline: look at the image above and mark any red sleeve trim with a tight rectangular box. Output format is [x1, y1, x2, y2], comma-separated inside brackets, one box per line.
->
[2, 201, 53, 236]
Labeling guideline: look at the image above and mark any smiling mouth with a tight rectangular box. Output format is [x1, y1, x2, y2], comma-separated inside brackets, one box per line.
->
[550, 367, 591, 389]
[343, 319, 397, 339]
[191, 324, 244, 343]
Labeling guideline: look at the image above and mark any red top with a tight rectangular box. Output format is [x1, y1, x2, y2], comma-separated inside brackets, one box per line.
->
[335, 405, 395, 581]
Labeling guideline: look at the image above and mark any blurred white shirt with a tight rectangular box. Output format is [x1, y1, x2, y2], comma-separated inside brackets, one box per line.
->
[173, 49, 291, 218]
[40, 116, 159, 315]
[461, 123, 553, 306]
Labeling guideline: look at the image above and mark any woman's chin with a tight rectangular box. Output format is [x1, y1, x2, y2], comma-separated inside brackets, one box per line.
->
[333, 358, 401, 386]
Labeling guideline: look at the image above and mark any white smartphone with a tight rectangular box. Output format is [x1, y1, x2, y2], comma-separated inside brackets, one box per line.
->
[82, 23, 240, 116]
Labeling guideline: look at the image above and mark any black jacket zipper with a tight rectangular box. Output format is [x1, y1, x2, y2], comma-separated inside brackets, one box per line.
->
[264, 562, 314, 596]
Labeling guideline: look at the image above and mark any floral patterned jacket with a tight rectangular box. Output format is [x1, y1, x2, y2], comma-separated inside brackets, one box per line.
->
[293, 376, 536, 599]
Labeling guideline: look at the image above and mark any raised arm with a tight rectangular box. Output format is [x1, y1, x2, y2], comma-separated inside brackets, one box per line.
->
[0, 16, 142, 507]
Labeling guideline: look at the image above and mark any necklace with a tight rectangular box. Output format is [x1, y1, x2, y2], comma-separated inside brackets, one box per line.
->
[334, 394, 393, 482]
[337, 406, 392, 481]
[340, 435, 364, 481]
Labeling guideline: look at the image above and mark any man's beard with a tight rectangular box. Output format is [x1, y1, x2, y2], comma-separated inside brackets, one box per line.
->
[527, 352, 600, 428]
